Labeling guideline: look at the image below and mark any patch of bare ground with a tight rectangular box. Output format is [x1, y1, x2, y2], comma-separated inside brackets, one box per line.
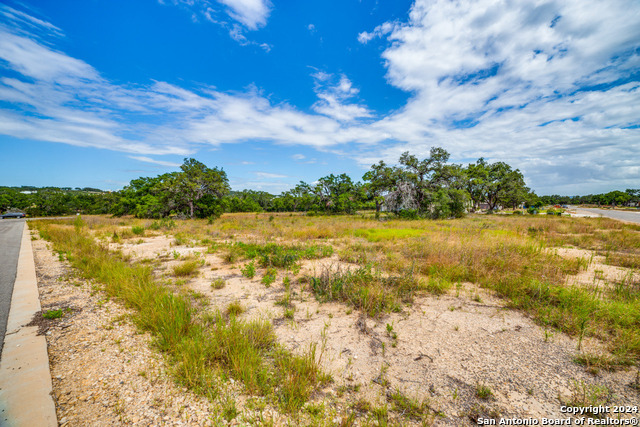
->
[34, 223, 640, 426]
[555, 247, 640, 292]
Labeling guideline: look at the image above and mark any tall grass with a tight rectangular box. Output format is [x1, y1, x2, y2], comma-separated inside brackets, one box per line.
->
[308, 265, 421, 317]
[34, 221, 329, 412]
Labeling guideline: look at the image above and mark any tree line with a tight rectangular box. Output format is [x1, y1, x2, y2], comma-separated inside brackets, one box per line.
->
[2, 148, 636, 219]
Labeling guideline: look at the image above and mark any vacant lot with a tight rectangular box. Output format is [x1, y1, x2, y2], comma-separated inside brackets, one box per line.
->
[32, 213, 640, 425]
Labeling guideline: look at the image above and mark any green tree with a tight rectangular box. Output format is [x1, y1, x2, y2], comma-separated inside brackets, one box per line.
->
[169, 158, 230, 218]
[465, 159, 529, 210]
[362, 161, 398, 217]
[313, 174, 360, 214]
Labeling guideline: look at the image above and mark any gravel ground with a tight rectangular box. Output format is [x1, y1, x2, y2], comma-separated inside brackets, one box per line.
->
[32, 230, 640, 426]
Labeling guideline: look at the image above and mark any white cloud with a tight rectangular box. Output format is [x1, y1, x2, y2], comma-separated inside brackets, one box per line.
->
[254, 171, 288, 179]
[129, 156, 182, 167]
[357, 21, 395, 44]
[351, 0, 640, 193]
[291, 154, 305, 160]
[311, 72, 372, 122]
[218, 0, 271, 30]
[160, 0, 271, 45]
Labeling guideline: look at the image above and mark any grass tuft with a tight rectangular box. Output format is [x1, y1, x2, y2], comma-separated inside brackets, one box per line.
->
[172, 260, 201, 277]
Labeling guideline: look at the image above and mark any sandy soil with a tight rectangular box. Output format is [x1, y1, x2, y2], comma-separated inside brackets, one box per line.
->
[34, 230, 640, 426]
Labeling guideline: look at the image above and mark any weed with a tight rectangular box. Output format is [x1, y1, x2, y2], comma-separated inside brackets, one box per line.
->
[226, 301, 245, 317]
[42, 309, 64, 319]
[241, 261, 256, 279]
[476, 383, 493, 400]
[149, 218, 176, 230]
[211, 278, 226, 290]
[562, 380, 611, 414]
[387, 388, 431, 420]
[228, 242, 333, 270]
[573, 353, 634, 374]
[261, 268, 277, 287]
[222, 395, 238, 421]
[223, 245, 244, 263]
[386, 322, 398, 344]
[308, 265, 420, 317]
[371, 405, 389, 425]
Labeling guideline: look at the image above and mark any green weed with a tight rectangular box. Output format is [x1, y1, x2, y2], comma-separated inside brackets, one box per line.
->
[241, 261, 256, 279]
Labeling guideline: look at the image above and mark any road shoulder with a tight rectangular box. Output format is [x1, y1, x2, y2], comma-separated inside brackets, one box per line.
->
[0, 223, 57, 427]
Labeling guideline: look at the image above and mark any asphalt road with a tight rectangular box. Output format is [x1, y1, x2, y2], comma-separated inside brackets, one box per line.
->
[570, 207, 640, 224]
[0, 219, 24, 358]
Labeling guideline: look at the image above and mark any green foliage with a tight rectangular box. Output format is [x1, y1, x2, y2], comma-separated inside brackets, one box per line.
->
[476, 383, 493, 400]
[149, 218, 176, 230]
[211, 278, 226, 289]
[131, 225, 145, 235]
[230, 242, 333, 270]
[225, 300, 245, 317]
[261, 268, 277, 287]
[241, 261, 256, 279]
[42, 309, 64, 319]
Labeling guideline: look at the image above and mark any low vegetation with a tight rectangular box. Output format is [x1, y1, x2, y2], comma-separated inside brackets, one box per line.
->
[32, 210, 640, 422]
[34, 220, 329, 414]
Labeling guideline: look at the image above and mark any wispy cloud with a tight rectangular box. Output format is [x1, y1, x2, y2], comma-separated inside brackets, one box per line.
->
[254, 171, 288, 179]
[129, 156, 181, 167]
[218, 0, 271, 30]
[160, 0, 271, 44]
[357, 21, 395, 44]
[311, 72, 372, 122]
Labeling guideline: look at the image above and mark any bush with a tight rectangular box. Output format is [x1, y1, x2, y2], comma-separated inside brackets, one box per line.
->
[261, 268, 277, 287]
[132, 226, 145, 235]
[397, 209, 420, 220]
[241, 261, 256, 279]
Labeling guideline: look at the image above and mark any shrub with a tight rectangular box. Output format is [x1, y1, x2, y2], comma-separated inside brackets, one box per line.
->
[241, 261, 256, 279]
[132, 226, 145, 236]
[261, 268, 277, 287]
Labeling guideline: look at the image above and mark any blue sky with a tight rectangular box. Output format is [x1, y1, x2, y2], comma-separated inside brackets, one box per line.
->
[0, 0, 638, 195]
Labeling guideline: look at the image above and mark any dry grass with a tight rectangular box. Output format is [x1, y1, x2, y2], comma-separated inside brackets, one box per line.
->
[40, 213, 640, 386]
